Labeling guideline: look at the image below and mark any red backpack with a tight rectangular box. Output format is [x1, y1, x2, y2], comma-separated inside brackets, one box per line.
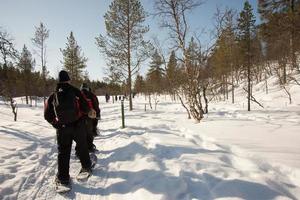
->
[81, 92, 93, 110]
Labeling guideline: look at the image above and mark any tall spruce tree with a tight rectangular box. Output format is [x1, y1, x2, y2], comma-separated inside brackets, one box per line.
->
[146, 50, 165, 94]
[18, 45, 35, 105]
[259, 0, 300, 70]
[134, 74, 145, 94]
[61, 31, 87, 86]
[32, 22, 49, 101]
[238, 1, 256, 111]
[224, 10, 238, 103]
[210, 11, 238, 103]
[96, 0, 152, 111]
[210, 31, 232, 101]
[166, 50, 178, 96]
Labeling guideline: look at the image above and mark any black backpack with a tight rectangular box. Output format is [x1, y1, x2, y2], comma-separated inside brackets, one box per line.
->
[52, 88, 81, 124]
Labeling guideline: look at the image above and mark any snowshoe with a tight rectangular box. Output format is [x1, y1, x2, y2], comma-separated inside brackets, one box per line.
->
[76, 153, 97, 181]
[55, 178, 71, 193]
[90, 152, 97, 167]
[76, 167, 92, 181]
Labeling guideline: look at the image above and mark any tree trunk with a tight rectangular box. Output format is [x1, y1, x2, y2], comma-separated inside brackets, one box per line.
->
[225, 75, 228, 100]
[128, 73, 132, 110]
[43, 82, 48, 108]
[177, 93, 191, 119]
[148, 94, 152, 109]
[30, 96, 33, 107]
[203, 87, 208, 114]
[283, 60, 287, 84]
[10, 98, 17, 121]
[247, 31, 251, 112]
[222, 75, 226, 101]
[279, 58, 287, 84]
[42, 40, 46, 103]
[282, 85, 292, 104]
[290, 0, 298, 71]
[127, 0, 133, 111]
[247, 63, 251, 111]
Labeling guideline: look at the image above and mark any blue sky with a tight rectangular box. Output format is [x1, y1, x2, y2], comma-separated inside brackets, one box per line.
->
[0, 0, 258, 81]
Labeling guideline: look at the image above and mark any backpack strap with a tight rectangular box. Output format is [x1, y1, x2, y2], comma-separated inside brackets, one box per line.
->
[52, 92, 59, 121]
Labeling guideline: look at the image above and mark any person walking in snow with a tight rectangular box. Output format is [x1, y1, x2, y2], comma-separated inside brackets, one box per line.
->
[105, 93, 110, 103]
[74, 83, 100, 154]
[89, 87, 101, 136]
[44, 70, 96, 189]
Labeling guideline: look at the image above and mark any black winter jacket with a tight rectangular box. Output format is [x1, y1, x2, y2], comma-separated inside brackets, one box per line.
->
[44, 83, 90, 127]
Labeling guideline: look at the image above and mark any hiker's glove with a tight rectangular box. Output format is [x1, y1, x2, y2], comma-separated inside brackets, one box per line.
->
[88, 109, 96, 119]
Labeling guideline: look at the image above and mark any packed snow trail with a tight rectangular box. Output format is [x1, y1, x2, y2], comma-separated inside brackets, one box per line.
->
[0, 98, 300, 199]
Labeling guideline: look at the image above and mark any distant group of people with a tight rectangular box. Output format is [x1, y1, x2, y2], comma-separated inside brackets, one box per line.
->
[44, 70, 100, 188]
[105, 94, 131, 103]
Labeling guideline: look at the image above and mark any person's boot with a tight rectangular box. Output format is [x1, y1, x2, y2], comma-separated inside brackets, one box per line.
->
[55, 177, 71, 192]
[76, 167, 92, 181]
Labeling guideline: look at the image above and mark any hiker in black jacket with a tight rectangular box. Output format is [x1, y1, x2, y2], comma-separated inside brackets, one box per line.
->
[44, 70, 96, 187]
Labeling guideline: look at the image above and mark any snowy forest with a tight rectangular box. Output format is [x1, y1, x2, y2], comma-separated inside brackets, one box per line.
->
[1, 0, 300, 122]
[1, 0, 300, 199]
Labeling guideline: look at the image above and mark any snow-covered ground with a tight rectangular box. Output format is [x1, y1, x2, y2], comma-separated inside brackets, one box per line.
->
[1, 78, 300, 199]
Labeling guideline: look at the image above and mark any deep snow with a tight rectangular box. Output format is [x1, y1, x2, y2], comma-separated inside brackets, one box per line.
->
[1, 79, 300, 199]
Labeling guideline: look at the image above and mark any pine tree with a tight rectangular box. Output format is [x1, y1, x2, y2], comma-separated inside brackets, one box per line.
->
[18, 45, 35, 105]
[259, 1, 300, 65]
[134, 74, 145, 94]
[61, 32, 87, 86]
[32, 22, 49, 101]
[96, 0, 152, 111]
[0, 28, 19, 120]
[210, 31, 232, 100]
[259, 0, 300, 82]
[238, 1, 256, 111]
[166, 50, 178, 95]
[210, 11, 239, 103]
[146, 50, 165, 94]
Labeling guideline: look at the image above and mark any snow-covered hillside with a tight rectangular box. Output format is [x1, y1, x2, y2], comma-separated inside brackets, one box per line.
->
[1, 77, 300, 199]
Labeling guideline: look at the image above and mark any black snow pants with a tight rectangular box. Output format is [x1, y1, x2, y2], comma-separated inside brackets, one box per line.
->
[92, 119, 98, 136]
[85, 118, 95, 151]
[56, 118, 91, 183]
[75, 117, 95, 153]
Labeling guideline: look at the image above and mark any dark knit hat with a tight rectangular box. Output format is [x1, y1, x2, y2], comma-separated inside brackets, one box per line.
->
[58, 70, 70, 82]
